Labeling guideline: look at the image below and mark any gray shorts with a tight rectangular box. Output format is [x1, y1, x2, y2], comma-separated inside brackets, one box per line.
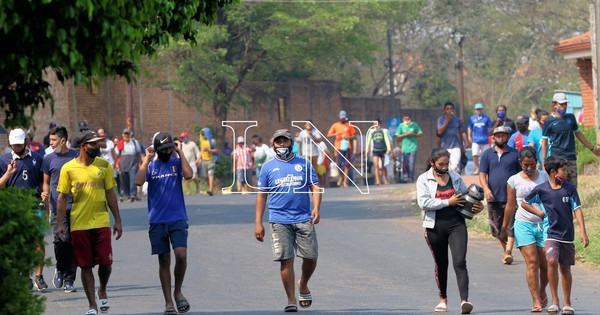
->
[200, 159, 215, 178]
[270, 221, 318, 261]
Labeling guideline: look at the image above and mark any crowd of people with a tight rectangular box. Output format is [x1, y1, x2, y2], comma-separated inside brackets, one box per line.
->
[0, 91, 595, 314]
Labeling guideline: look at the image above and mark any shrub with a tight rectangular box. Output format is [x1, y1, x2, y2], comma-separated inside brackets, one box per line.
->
[0, 188, 46, 315]
[215, 155, 234, 187]
[575, 126, 599, 172]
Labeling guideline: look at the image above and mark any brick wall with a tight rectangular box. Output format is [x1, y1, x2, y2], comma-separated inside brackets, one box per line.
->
[576, 58, 595, 128]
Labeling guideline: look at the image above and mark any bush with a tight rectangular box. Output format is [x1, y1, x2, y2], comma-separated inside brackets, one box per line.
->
[215, 155, 234, 187]
[575, 126, 599, 172]
[0, 188, 47, 315]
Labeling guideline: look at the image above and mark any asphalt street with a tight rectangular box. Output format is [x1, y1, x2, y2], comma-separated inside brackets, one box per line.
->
[40, 184, 600, 314]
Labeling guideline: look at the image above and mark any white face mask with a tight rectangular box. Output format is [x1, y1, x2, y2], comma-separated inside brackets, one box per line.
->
[53, 140, 65, 154]
[275, 147, 291, 159]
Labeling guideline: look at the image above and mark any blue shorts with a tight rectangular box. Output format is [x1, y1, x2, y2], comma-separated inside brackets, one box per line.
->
[545, 240, 576, 266]
[148, 220, 189, 255]
[514, 220, 545, 248]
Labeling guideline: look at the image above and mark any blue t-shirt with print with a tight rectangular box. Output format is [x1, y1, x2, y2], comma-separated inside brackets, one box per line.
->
[524, 181, 581, 242]
[437, 116, 465, 149]
[42, 149, 79, 210]
[145, 157, 187, 224]
[257, 155, 319, 224]
[479, 146, 520, 203]
[468, 114, 492, 144]
[542, 113, 579, 160]
[0, 151, 44, 193]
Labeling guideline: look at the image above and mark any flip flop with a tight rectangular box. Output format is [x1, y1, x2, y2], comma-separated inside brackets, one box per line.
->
[435, 302, 447, 312]
[547, 304, 560, 314]
[540, 295, 548, 308]
[95, 290, 110, 314]
[434, 302, 447, 312]
[84, 309, 98, 315]
[164, 307, 177, 315]
[460, 301, 473, 314]
[284, 304, 298, 312]
[299, 293, 312, 309]
[531, 305, 542, 313]
[176, 298, 190, 313]
[562, 305, 575, 315]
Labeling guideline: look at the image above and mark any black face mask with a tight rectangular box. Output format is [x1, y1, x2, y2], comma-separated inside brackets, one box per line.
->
[86, 147, 100, 159]
[517, 126, 528, 134]
[434, 167, 448, 175]
[157, 151, 171, 162]
[495, 141, 506, 149]
[13, 148, 26, 156]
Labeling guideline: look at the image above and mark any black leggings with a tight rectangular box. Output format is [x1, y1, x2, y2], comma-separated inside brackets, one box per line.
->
[425, 215, 469, 301]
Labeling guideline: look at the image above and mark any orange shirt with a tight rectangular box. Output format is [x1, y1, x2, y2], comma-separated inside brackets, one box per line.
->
[328, 122, 356, 150]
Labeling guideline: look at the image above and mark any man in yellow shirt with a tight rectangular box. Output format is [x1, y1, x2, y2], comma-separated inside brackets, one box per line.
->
[56, 130, 123, 315]
[199, 127, 218, 196]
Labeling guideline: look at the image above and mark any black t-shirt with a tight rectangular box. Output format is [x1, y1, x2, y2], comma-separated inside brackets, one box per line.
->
[435, 179, 459, 220]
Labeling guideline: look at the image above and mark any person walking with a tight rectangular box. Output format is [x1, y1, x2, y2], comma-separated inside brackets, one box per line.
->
[180, 131, 201, 195]
[499, 146, 549, 312]
[396, 114, 423, 182]
[479, 126, 521, 265]
[199, 128, 218, 196]
[437, 102, 468, 174]
[521, 156, 589, 315]
[508, 114, 530, 150]
[55, 130, 123, 315]
[416, 147, 483, 314]
[327, 110, 357, 188]
[233, 136, 254, 193]
[41, 126, 79, 292]
[135, 132, 193, 315]
[527, 110, 550, 167]
[366, 118, 392, 185]
[254, 129, 322, 312]
[0, 128, 47, 291]
[115, 128, 143, 202]
[540, 92, 600, 187]
[489, 104, 516, 136]
[467, 103, 492, 175]
[298, 120, 322, 171]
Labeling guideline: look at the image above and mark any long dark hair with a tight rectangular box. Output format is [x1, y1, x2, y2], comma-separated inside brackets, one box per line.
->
[426, 147, 450, 170]
[518, 146, 537, 162]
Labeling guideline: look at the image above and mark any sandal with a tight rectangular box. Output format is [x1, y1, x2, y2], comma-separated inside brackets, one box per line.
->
[84, 309, 98, 315]
[434, 302, 447, 312]
[540, 295, 548, 308]
[299, 293, 312, 309]
[95, 290, 110, 314]
[547, 304, 560, 314]
[562, 305, 575, 315]
[284, 304, 298, 312]
[176, 298, 190, 313]
[164, 307, 177, 315]
[531, 305, 542, 313]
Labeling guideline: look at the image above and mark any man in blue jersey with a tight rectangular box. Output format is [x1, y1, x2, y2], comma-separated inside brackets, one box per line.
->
[41, 126, 79, 292]
[0, 128, 47, 291]
[254, 129, 322, 312]
[467, 103, 492, 175]
[135, 132, 193, 315]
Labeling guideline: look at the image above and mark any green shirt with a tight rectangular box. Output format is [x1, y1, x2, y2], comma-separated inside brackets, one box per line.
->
[395, 122, 422, 153]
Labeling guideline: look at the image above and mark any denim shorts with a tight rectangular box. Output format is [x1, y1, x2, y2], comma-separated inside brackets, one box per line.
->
[270, 221, 318, 261]
[514, 219, 545, 248]
[148, 220, 189, 255]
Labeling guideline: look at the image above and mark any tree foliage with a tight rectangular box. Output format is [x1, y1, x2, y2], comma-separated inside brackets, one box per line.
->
[0, 0, 234, 128]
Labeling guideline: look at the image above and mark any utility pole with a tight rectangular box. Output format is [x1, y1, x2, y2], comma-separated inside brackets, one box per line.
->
[386, 26, 398, 117]
[452, 29, 466, 123]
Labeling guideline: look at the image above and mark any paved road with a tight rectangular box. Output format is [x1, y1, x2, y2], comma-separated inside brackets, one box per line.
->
[41, 184, 600, 314]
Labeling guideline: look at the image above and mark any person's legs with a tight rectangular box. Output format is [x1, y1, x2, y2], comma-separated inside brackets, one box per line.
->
[560, 264, 572, 307]
[173, 247, 188, 303]
[408, 151, 417, 182]
[96, 264, 112, 300]
[520, 244, 543, 308]
[81, 267, 98, 311]
[448, 220, 469, 302]
[425, 224, 450, 305]
[372, 155, 381, 185]
[566, 160, 578, 188]
[298, 258, 317, 308]
[158, 253, 174, 309]
[447, 148, 461, 174]
[280, 258, 297, 305]
[129, 167, 138, 200]
[545, 241, 561, 307]
[120, 171, 130, 200]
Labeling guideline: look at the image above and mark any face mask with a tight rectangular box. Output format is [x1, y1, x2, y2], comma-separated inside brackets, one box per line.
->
[556, 109, 567, 116]
[530, 114, 537, 121]
[433, 166, 448, 175]
[275, 147, 291, 159]
[555, 175, 567, 185]
[53, 140, 65, 154]
[523, 167, 536, 176]
[182, 137, 189, 144]
[86, 147, 100, 159]
[497, 112, 506, 119]
[517, 126, 528, 134]
[157, 151, 171, 162]
[13, 148, 26, 156]
[495, 141, 506, 149]
[404, 120, 411, 125]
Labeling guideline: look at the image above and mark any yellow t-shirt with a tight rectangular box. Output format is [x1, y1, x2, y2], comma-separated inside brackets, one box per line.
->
[57, 157, 116, 231]
[199, 137, 216, 161]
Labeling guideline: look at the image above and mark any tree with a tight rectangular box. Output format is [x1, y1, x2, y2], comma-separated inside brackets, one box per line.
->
[0, 0, 234, 128]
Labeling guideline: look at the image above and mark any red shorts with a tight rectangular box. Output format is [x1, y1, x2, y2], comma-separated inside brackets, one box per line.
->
[71, 227, 113, 268]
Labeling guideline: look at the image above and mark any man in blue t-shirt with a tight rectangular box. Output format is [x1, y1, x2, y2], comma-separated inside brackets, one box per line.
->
[479, 126, 521, 265]
[135, 132, 193, 314]
[0, 128, 47, 291]
[41, 126, 79, 292]
[521, 156, 588, 314]
[255, 129, 322, 312]
[541, 92, 600, 187]
[467, 103, 492, 175]
[437, 101, 467, 174]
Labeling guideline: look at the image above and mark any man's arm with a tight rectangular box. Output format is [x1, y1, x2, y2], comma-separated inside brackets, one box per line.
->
[254, 192, 268, 242]
[499, 183, 516, 242]
[0, 161, 16, 187]
[575, 131, 600, 156]
[105, 188, 122, 240]
[437, 117, 450, 136]
[541, 138, 548, 166]
[574, 208, 589, 248]
[56, 192, 68, 239]
[134, 147, 153, 186]
[310, 184, 322, 224]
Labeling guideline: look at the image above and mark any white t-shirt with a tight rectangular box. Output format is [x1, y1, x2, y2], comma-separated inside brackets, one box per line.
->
[100, 140, 115, 164]
[298, 129, 321, 157]
[181, 140, 200, 164]
[507, 171, 549, 223]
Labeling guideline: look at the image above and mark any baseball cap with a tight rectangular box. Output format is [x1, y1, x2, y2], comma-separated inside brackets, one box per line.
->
[339, 110, 347, 119]
[74, 130, 103, 147]
[26, 129, 34, 137]
[474, 103, 484, 109]
[272, 129, 292, 141]
[516, 114, 529, 124]
[153, 132, 175, 151]
[552, 92, 569, 104]
[180, 131, 189, 138]
[492, 126, 511, 135]
[9, 128, 26, 145]
[237, 136, 245, 143]
[122, 128, 132, 134]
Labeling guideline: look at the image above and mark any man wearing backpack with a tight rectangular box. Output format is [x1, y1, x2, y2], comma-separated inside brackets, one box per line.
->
[115, 128, 144, 202]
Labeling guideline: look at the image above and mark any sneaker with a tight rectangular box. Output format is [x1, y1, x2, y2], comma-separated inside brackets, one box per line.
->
[207, 191, 213, 196]
[34, 275, 48, 291]
[53, 268, 64, 288]
[130, 196, 136, 202]
[502, 251, 513, 265]
[63, 281, 76, 293]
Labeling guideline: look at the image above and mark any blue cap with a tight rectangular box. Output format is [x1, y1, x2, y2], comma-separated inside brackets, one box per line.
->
[339, 110, 347, 119]
[474, 103, 484, 109]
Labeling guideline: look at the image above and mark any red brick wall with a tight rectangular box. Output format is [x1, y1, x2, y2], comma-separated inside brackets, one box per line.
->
[576, 58, 595, 127]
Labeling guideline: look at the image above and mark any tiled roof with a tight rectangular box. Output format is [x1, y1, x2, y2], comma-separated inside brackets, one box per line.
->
[554, 31, 591, 54]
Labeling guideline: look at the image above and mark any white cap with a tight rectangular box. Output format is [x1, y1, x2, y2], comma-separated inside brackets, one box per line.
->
[9, 128, 26, 145]
[552, 92, 568, 104]
[237, 136, 244, 143]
